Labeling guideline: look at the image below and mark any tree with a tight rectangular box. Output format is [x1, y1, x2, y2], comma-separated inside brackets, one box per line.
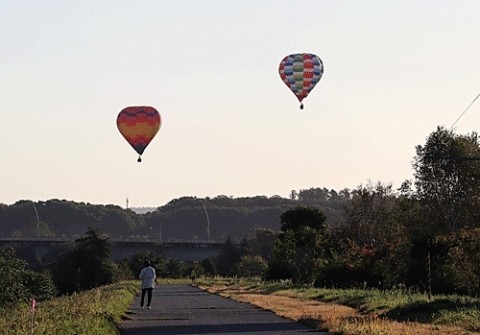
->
[268, 207, 329, 284]
[200, 258, 217, 276]
[0, 248, 55, 307]
[342, 182, 405, 247]
[330, 183, 414, 288]
[237, 255, 268, 277]
[74, 228, 114, 289]
[52, 228, 115, 294]
[165, 259, 186, 278]
[245, 228, 278, 261]
[432, 228, 480, 295]
[280, 206, 327, 232]
[215, 236, 241, 276]
[24, 270, 56, 301]
[0, 248, 30, 306]
[414, 127, 480, 234]
[129, 252, 167, 278]
[289, 190, 298, 200]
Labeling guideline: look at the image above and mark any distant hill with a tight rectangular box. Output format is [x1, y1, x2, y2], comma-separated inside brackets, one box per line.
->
[140, 191, 349, 240]
[0, 188, 352, 240]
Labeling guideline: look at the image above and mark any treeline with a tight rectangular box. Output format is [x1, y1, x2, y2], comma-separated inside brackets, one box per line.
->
[249, 127, 480, 295]
[0, 226, 279, 306]
[0, 201, 143, 237]
[171, 126, 480, 296]
[0, 190, 348, 240]
[0, 228, 205, 307]
[3, 126, 480, 302]
[142, 193, 348, 240]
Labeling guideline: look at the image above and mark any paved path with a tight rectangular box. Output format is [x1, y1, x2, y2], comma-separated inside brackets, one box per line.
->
[120, 284, 328, 335]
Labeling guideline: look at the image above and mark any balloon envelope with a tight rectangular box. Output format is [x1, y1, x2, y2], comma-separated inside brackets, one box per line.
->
[279, 53, 324, 108]
[117, 106, 161, 161]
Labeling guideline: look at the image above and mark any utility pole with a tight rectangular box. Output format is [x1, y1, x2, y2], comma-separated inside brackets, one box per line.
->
[427, 251, 432, 300]
[32, 203, 40, 236]
[126, 197, 129, 209]
[202, 203, 210, 241]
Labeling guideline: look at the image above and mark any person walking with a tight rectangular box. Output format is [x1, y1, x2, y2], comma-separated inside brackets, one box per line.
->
[139, 260, 156, 309]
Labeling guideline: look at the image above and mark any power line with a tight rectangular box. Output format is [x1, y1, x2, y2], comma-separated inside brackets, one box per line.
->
[450, 93, 480, 130]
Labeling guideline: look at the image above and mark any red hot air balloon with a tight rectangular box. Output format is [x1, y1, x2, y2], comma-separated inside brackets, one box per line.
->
[278, 53, 324, 109]
[117, 106, 161, 162]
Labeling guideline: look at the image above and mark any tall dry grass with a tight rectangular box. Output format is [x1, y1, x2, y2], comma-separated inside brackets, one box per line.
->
[0, 281, 137, 335]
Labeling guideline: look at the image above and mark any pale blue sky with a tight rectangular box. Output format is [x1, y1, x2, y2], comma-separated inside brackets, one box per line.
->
[2, 1, 480, 207]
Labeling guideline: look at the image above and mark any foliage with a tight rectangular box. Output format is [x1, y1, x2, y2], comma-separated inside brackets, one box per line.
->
[111, 259, 134, 282]
[0, 199, 144, 237]
[165, 259, 187, 278]
[414, 126, 480, 234]
[0, 248, 30, 306]
[0, 281, 138, 335]
[125, 251, 208, 280]
[0, 194, 346, 241]
[24, 270, 56, 301]
[268, 207, 329, 284]
[143, 195, 294, 240]
[280, 206, 327, 232]
[331, 183, 413, 288]
[237, 255, 268, 277]
[51, 228, 116, 294]
[432, 228, 480, 295]
[408, 128, 480, 294]
[215, 236, 241, 276]
[128, 251, 167, 278]
[0, 248, 55, 308]
[4, 126, 480, 296]
[243, 228, 278, 261]
[342, 183, 404, 246]
[200, 258, 217, 276]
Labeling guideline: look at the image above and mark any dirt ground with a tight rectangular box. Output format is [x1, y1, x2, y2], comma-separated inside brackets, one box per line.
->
[198, 284, 479, 335]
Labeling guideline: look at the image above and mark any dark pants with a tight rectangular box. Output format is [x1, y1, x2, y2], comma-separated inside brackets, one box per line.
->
[140, 288, 153, 307]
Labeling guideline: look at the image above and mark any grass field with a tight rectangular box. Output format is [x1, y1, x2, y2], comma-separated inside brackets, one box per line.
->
[0, 281, 138, 335]
[2, 278, 480, 335]
[0, 278, 195, 335]
[196, 278, 480, 335]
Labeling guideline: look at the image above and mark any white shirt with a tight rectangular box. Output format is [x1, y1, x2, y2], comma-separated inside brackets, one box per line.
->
[139, 266, 156, 289]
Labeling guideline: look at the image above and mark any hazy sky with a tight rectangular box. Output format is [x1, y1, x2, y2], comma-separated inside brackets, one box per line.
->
[2, 1, 480, 208]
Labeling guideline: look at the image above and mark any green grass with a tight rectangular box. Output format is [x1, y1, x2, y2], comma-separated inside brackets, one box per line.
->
[0, 278, 194, 335]
[285, 287, 480, 331]
[301, 287, 480, 330]
[158, 278, 192, 285]
[0, 281, 138, 335]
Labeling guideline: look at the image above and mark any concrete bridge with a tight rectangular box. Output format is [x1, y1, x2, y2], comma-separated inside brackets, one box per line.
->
[0, 236, 233, 263]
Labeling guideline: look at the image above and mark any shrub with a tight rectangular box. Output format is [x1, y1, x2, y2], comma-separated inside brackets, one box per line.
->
[0, 248, 55, 307]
